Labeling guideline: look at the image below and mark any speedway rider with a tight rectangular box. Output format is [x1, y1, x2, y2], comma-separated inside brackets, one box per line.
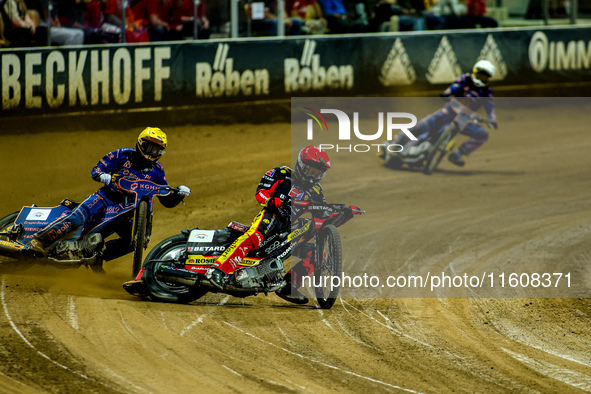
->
[392, 59, 498, 167]
[26, 127, 191, 267]
[206, 145, 331, 305]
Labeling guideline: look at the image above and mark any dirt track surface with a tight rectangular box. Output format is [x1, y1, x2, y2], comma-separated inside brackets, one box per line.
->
[1, 101, 591, 393]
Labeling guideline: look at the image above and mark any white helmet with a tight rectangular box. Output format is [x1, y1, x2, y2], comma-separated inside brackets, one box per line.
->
[472, 60, 496, 87]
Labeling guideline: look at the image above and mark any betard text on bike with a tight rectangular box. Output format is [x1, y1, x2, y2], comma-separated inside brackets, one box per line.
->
[305, 109, 418, 153]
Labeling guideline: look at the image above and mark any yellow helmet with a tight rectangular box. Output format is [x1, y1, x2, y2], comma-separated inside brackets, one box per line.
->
[136, 127, 167, 163]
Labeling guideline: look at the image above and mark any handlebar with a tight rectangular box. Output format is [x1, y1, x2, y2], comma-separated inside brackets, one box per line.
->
[303, 203, 365, 215]
[111, 174, 177, 196]
[350, 207, 366, 215]
[449, 98, 495, 130]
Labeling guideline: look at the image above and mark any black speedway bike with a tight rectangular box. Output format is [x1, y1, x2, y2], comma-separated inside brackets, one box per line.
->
[124, 202, 364, 309]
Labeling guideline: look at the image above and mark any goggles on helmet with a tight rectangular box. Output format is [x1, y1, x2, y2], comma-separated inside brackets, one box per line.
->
[474, 70, 491, 82]
[140, 140, 165, 160]
[302, 164, 325, 180]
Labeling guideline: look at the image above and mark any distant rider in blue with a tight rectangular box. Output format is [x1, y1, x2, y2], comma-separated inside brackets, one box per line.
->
[393, 59, 498, 167]
[26, 127, 191, 262]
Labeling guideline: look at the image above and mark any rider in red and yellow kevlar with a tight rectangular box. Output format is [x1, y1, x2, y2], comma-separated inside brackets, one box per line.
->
[206, 145, 330, 304]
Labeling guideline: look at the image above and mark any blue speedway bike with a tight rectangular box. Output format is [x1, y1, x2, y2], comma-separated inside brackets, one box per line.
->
[0, 175, 179, 276]
[380, 98, 495, 174]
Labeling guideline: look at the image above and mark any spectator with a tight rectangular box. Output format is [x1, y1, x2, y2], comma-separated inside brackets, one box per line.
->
[245, 0, 302, 36]
[392, 0, 426, 30]
[100, 0, 149, 42]
[167, 0, 211, 40]
[3, 0, 47, 46]
[39, 0, 86, 45]
[1, 0, 12, 46]
[49, 12, 85, 44]
[132, 0, 171, 41]
[369, 0, 431, 31]
[103, 0, 125, 26]
[84, 0, 101, 28]
[398, 0, 445, 30]
[317, 0, 365, 33]
[343, 0, 369, 28]
[426, 0, 469, 29]
[465, 0, 497, 28]
[23, 0, 86, 45]
[82, 0, 122, 42]
[286, 0, 326, 35]
[56, 0, 85, 28]
[55, 0, 101, 42]
[0, 5, 8, 46]
[367, 0, 402, 32]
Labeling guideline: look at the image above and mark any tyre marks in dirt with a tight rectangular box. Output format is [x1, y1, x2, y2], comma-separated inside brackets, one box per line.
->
[0, 276, 122, 393]
[502, 348, 591, 391]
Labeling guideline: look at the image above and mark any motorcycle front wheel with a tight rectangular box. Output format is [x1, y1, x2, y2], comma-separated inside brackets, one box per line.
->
[423, 125, 456, 175]
[142, 233, 208, 303]
[314, 224, 342, 310]
[132, 200, 149, 277]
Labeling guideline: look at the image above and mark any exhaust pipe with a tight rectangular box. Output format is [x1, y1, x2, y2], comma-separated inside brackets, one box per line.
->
[155, 265, 198, 286]
[0, 240, 25, 258]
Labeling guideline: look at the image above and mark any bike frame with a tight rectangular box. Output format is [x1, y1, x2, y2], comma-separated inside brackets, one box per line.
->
[150, 204, 356, 276]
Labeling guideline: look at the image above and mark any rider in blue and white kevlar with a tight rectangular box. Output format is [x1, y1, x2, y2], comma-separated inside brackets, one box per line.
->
[26, 127, 191, 262]
[392, 60, 498, 167]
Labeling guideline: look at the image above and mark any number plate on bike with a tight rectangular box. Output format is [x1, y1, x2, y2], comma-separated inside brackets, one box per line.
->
[188, 229, 215, 243]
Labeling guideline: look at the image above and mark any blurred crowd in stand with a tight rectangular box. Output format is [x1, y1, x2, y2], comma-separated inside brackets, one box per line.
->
[0, 0, 500, 48]
[241, 0, 498, 36]
[0, 0, 210, 47]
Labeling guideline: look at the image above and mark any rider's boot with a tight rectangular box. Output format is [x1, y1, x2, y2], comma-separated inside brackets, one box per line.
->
[448, 148, 466, 167]
[23, 237, 48, 258]
[276, 273, 309, 305]
[205, 266, 227, 290]
[276, 285, 309, 305]
[90, 257, 105, 274]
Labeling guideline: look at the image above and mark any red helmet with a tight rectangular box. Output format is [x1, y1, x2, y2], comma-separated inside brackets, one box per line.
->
[295, 146, 330, 185]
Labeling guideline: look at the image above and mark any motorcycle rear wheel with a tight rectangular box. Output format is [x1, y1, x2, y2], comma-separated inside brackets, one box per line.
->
[314, 224, 342, 310]
[423, 125, 455, 175]
[143, 233, 208, 303]
[132, 200, 149, 278]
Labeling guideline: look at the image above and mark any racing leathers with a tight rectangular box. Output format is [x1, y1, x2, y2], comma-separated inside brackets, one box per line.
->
[395, 73, 497, 156]
[211, 166, 326, 280]
[34, 148, 185, 261]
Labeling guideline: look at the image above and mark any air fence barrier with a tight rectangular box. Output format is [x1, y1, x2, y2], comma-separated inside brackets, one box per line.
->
[1, 25, 590, 118]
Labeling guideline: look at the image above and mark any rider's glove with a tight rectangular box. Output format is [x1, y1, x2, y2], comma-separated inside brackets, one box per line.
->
[99, 174, 112, 185]
[268, 196, 291, 221]
[177, 185, 191, 197]
[490, 121, 498, 129]
[270, 195, 291, 208]
[268, 197, 284, 209]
